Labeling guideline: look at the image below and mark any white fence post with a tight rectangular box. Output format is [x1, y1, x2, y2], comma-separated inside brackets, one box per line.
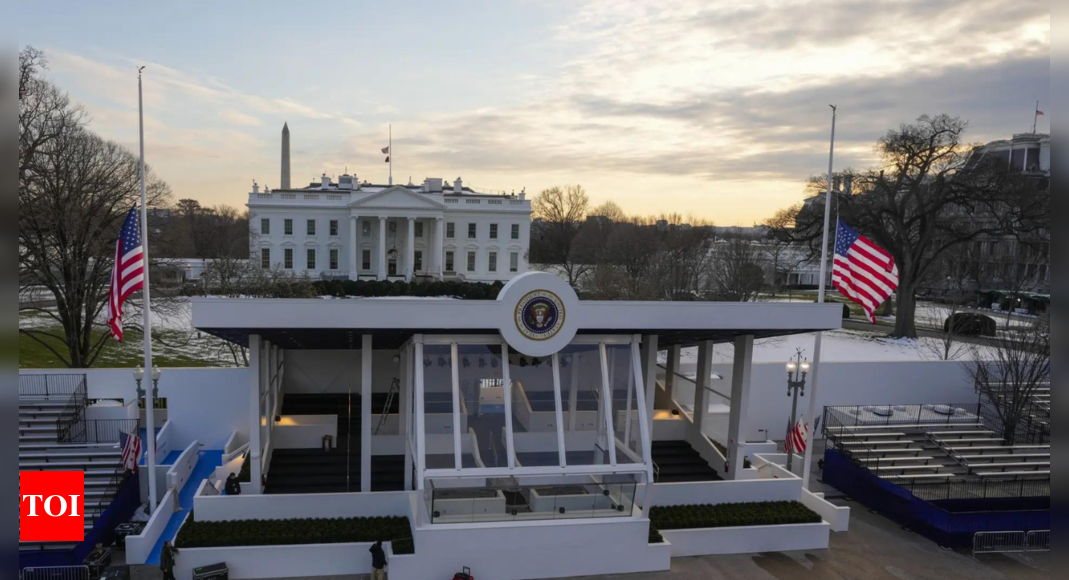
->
[973, 531, 1027, 555]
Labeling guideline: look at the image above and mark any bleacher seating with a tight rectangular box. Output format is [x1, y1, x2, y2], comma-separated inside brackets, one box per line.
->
[18, 395, 125, 553]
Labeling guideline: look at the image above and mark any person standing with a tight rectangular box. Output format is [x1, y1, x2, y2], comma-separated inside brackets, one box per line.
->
[369, 540, 387, 580]
[225, 473, 241, 495]
[161, 540, 180, 580]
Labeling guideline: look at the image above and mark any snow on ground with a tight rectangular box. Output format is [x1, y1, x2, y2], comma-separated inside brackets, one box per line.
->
[658, 329, 993, 366]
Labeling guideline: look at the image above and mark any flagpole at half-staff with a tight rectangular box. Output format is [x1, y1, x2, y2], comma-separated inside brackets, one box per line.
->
[800, 105, 837, 489]
[138, 67, 159, 512]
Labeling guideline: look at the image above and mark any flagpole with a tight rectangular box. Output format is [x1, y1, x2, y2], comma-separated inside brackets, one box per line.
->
[138, 67, 159, 512]
[389, 124, 393, 186]
[1033, 101, 1039, 134]
[801, 105, 836, 490]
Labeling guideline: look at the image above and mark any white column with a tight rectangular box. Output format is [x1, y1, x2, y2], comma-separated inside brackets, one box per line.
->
[568, 353, 580, 431]
[641, 335, 659, 443]
[414, 338, 426, 490]
[378, 216, 387, 280]
[406, 217, 416, 282]
[248, 335, 263, 494]
[692, 341, 713, 443]
[435, 217, 445, 279]
[727, 335, 755, 479]
[400, 344, 412, 490]
[665, 344, 681, 403]
[349, 216, 358, 280]
[361, 335, 372, 493]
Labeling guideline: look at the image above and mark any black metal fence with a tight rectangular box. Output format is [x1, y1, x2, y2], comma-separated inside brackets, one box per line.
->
[53, 378, 89, 445]
[19, 374, 88, 399]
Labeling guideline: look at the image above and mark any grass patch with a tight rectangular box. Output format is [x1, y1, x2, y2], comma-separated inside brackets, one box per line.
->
[650, 501, 821, 530]
[175, 512, 414, 554]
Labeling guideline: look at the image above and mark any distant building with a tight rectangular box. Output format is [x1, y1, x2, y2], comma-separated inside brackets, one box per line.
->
[248, 125, 532, 283]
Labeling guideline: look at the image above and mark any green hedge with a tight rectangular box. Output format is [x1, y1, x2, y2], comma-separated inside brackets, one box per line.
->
[650, 501, 821, 530]
[175, 513, 414, 554]
[313, 279, 504, 300]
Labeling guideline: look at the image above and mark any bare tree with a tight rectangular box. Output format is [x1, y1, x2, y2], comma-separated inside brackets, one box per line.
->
[761, 204, 806, 295]
[710, 239, 765, 302]
[19, 49, 172, 367]
[530, 185, 591, 287]
[788, 115, 1048, 338]
[967, 316, 1049, 445]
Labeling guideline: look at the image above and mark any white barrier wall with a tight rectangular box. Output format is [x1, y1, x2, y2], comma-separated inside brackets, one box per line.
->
[646, 477, 801, 507]
[20, 368, 250, 451]
[125, 489, 177, 564]
[167, 440, 200, 495]
[660, 522, 831, 557]
[673, 360, 977, 441]
[175, 541, 394, 580]
[194, 490, 415, 522]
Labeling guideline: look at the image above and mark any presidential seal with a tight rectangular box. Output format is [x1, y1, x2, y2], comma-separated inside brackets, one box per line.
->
[515, 290, 565, 341]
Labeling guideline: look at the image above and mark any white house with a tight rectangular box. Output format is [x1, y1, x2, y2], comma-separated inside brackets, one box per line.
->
[248, 124, 532, 283]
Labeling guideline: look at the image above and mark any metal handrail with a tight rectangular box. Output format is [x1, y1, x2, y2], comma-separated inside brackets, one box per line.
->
[374, 378, 399, 435]
[657, 365, 732, 402]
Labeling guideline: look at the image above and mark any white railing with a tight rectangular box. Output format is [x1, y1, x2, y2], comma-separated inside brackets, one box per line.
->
[327, 195, 343, 201]
[973, 531, 1027, 555]
[465, 199, 481, 204]
[1026, 530, 1050, 552]
[21, 567, 90, 580]
[256, 194, 273, 199]
[304, 194, 319, 200]
[281, 194, 296, 200]
[445, 198, 459, 203]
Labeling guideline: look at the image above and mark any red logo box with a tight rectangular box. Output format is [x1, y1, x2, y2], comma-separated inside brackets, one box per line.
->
[20, 471, 85, 542]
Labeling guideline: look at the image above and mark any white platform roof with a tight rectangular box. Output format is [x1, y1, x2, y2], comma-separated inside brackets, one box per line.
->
[193, 296, 843, 350]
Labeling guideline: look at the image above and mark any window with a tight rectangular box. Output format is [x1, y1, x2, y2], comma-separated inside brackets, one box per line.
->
[490, 224, 498, 239]
[329, 220, 339, 236]
[362, 221, 371, 237]
[261, 218, 271, 235]
[284, 248, 293, 269]
[510, 252, 519, 273]
[307, 220, 316, 236]
[362, 250, 372, 271]
[329, 249, 339, 270]
[415, 222, 424, 238]
[261, 248, 271, 269]
[445, 251, 455, 272]
[306, 248, 316, 270]
[467, 251, 476, 272]
[414, 251, 423, 272]
[446, 222, 455, 239]
[284, 219, 293, 236]
[488, 251, 498, 273]
[468, 223, 477, 239]
[389, 221, 397, 234]
[511, 224, 520, 240]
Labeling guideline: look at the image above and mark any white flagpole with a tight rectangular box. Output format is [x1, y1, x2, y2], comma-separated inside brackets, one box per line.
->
[801, 105, 836, 490]
[138, 67, 159, 512]
[389, 124, 393, 186]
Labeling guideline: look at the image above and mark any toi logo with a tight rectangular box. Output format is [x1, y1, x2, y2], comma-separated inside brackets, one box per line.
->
[20, 471, 85, 542]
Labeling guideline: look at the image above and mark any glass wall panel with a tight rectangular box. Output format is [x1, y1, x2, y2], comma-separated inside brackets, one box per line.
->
[457, 344, 508, 468]
[508, 350, 562, 468]
[422, 344, 455, 470]
[607, 344, 641, 464]
[560, 344, 609, 466]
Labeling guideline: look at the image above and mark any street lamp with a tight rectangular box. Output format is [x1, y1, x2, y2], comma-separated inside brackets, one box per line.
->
[785, 349, 810, 472]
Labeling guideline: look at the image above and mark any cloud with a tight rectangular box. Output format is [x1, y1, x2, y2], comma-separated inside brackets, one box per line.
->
[219, 109, 263, 127]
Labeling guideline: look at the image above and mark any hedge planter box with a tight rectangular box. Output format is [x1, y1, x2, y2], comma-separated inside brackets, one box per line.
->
[661, 522, 831, 557]
[174, 541, 398, 580]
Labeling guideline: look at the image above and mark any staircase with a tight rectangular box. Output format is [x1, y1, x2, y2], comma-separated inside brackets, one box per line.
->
[19, 396, 125, 553]
[265, 394, 404, 494]
[651, 441, 722, 483]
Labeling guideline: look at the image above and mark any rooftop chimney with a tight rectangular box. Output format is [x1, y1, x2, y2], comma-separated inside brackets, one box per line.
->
[321, 173, 330, 190]
[252, 180, 260, 194]
[454, 177, 463, 193]
[281, 123, 291, 190]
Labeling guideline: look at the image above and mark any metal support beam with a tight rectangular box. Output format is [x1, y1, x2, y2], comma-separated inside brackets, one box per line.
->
[361, 335, 372, 492]
[727, 335, 755, 479]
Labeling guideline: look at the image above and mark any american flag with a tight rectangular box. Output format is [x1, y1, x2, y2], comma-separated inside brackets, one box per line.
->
[106, 206, 146, 341]
[119, 431, 142, 472]
[832, 220, 899, 323]
[786, 415, 809, 454]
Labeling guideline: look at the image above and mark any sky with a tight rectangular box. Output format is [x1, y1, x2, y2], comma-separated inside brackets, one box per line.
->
[17, 0, 1050, 225]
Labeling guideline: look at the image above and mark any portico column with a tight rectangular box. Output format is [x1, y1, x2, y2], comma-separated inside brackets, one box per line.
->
[727, 335, 755, 479]
[349, 216, 358, 280]
[248, 335, 263, 494]
[378, 216, 387, 280]
[665, 344, 681, 403]
[406, 217, 416, 282]
[435, 217, 445, 279]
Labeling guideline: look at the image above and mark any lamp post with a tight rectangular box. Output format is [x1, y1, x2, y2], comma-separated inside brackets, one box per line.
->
[785, 350, 810, 473]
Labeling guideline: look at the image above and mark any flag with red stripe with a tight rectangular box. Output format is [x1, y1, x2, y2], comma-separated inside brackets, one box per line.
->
[106, 205, 146, 341]
[832, 220, 899, 323]
[785, 415, 809, 454]
[120, 431, 143, 472]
